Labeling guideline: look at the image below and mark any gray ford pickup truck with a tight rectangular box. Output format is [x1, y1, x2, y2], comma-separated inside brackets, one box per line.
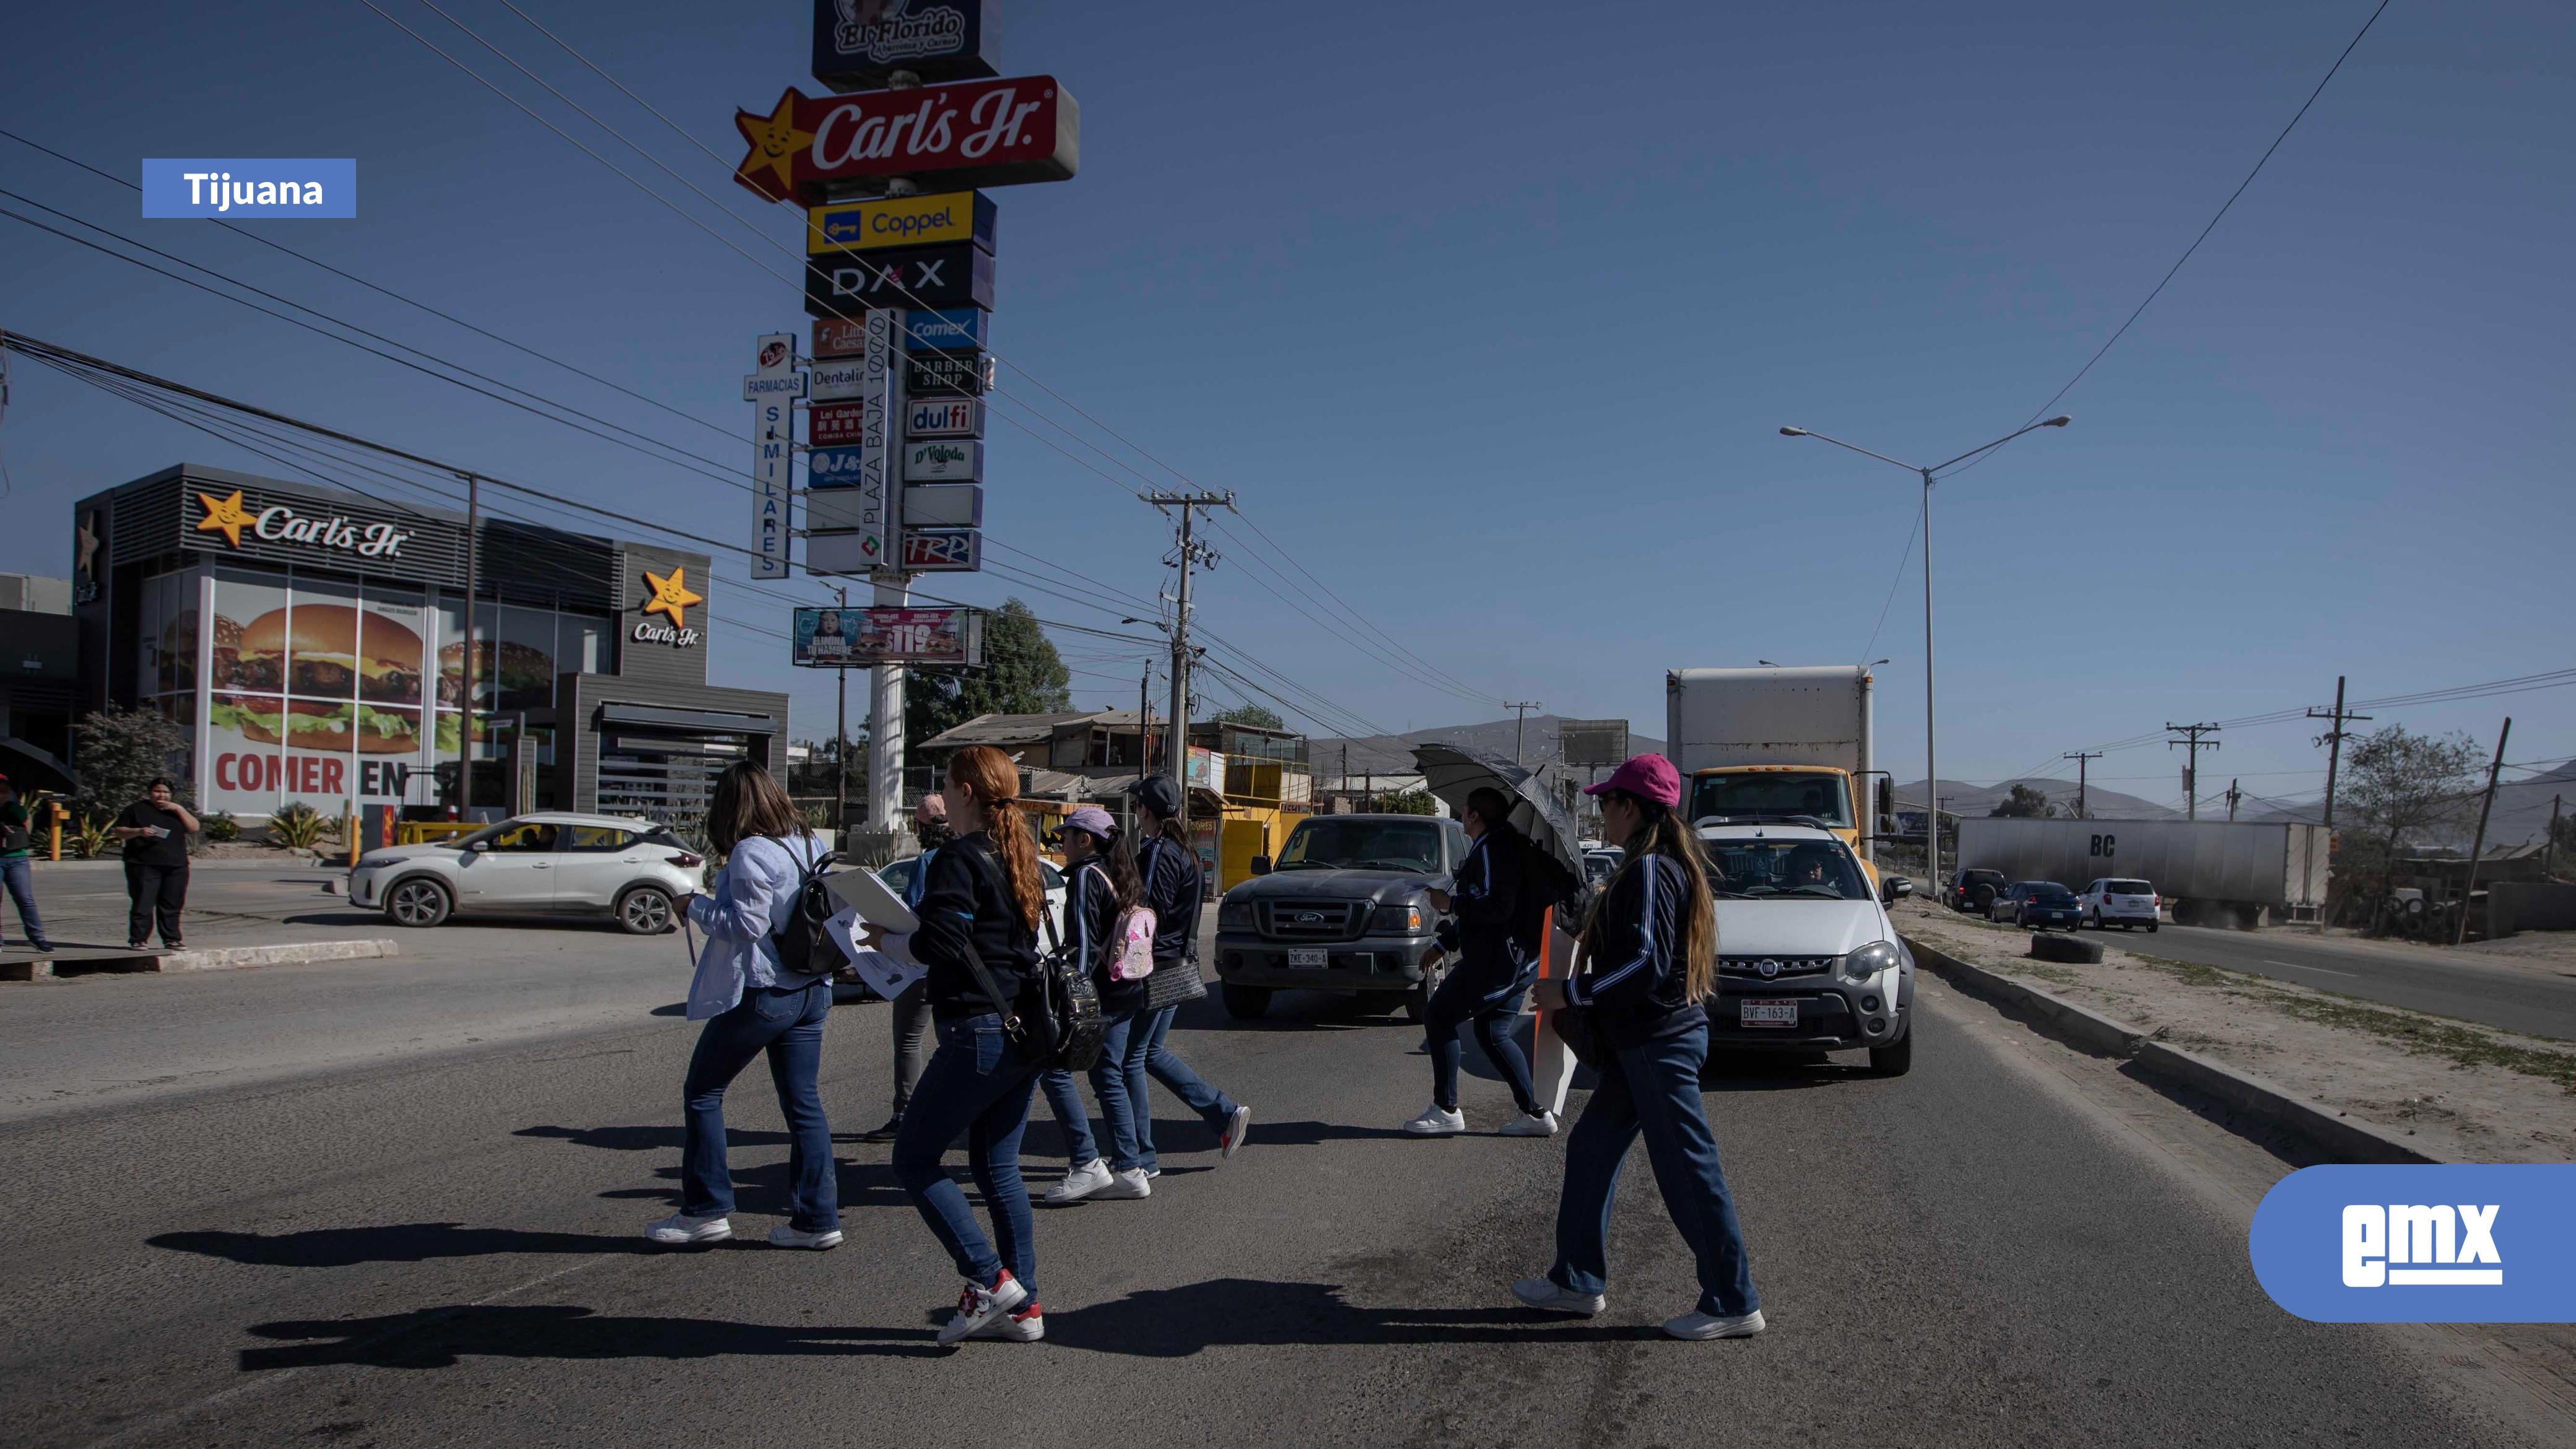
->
[1212, 812, 1469, 1020]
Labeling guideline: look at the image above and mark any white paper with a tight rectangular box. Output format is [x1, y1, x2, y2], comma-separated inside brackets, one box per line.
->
[828, 906, 925, 998]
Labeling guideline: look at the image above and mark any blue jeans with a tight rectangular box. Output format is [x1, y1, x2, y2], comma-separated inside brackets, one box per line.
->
[1038, 1011, 1144, 1171]
[1424, 957, 1539, 1116]
[894, 1012, 1041, 1290]
[0, 856, 47, 946]
[681, 978, 836, 1232]
[1133, 1003, 1238, 1172]
[1551, 1023, 1759, 1318]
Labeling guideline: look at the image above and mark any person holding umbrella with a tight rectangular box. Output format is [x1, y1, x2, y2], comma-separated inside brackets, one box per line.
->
[1403, 786, 1555, 1138]
[1515, 754, 1764, 1341]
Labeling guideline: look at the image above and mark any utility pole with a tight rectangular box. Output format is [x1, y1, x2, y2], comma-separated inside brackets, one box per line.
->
[2166, 723, 2221, 822]
[1146, 490, 1235, 832]
[2456, 717, 2511, 946]
[2307, 677, 2371, 932]
[2544, 793, 2562, 880]
[2225, 778, 2243, 822]
[1138, 665, 1153, 787]
[2063, 751, 2102, 819]
[1505, 701, 1542, 765]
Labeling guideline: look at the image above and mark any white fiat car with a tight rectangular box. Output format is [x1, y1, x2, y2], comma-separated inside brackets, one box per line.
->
[1694, 823, 1915, 1077]
[349, 812, 704, 934]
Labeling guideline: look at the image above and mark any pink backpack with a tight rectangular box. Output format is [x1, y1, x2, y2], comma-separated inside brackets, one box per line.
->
[1107, 904, 1159, 982]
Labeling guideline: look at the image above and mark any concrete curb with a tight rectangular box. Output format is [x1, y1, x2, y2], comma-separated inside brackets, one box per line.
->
[1901, 934, 2440, 1165]
[2, 938, 398, 981]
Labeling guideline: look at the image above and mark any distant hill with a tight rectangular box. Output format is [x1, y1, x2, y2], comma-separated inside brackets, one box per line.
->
[2245, 760, 2576, 846]
[1891, 777, 2181, 821]
[1309, 715, 1663, 779]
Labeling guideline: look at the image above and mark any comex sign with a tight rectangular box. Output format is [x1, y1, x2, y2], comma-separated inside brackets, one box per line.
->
[2248, 1165, 2573, 1323]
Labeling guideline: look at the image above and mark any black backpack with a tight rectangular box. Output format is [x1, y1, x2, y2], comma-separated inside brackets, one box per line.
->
[949, 842, 1106, 1072]
[767, 837, 848, 978]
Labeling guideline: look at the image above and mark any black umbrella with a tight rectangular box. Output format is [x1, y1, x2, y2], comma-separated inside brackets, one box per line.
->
[0, 736, 77, 796]
[1408, 741, 1585, 886]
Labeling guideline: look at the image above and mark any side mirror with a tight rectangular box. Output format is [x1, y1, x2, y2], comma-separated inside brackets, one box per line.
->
[1248, 855, 1271, 876]
[1881, 876, 1913, 903]
[466, 840, 488, 854]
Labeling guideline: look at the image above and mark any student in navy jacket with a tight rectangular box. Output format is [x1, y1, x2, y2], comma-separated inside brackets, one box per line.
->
[1516, 754, 1765, 1341]
[1404, 786, 1555, 1138]
[1121, 774, 1255, 1172]
[1039, 807, 1157, 1204]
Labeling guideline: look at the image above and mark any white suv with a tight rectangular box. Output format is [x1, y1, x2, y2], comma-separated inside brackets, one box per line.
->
[349, 812, 703, 934]
[2079, 877, 2160, 932]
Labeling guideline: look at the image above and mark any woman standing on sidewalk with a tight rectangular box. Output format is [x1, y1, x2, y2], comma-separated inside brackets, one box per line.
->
[1038, 807, 1154, 1204]
[1404, 786, 1554, 1138]
[1124, 775, 1253, 1175]
[111, 779, 196, 951]
[1514, 754, 1764, 1341]
[894, 744, 1053, 1345]
[644, 762, 840, 1252]
[0, 775, 59, 955]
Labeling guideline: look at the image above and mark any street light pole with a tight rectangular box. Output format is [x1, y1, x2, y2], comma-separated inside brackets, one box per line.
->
[1780, 415, 2071, 897]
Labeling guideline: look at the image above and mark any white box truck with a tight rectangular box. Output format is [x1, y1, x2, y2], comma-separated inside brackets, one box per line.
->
[1666, 666, 1881, 864]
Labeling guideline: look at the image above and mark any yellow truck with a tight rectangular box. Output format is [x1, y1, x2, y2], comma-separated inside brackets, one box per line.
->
[1664, 666, 1886, 872]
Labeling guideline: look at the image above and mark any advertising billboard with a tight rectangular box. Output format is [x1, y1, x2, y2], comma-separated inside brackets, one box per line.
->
[900, 527, 981, 572]
[906, 352, 988, 396]
[803, 243, 995, 317]
[902, 439, 983, 482]
[793, 605, 983, 666]
[807, 190, 996, 254]
[732, 76, 1077, 203]
[902, 482, 983, 527]
[905, 398, 982, 438]
[902, 307, 988, 353]
[810, 0, 1002, 92]
[1558, 718, 1632, 768]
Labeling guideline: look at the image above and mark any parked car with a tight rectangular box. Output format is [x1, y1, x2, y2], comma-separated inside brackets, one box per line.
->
[1949, 868, 2007, 915]
[1990, 880, 2081, 931]
[2079, 877, 2161, 931]
[1697, 824, 1915, 1076]
[1212, 812, 1470, 1020]
[350, 812, 700, 933]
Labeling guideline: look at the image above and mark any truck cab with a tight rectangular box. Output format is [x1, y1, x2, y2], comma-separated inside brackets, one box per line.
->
[1684, 764, 1871, 867]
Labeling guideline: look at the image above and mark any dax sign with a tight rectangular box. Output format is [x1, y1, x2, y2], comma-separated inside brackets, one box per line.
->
[732, 76, 1079, 204]
[906, 352, 988, 396]
[903, 440, 983, 483]
[905, 398, 983, 438]
[804, 243, 994, 317]
[807, 190, 995, 255]
[794, 605, 985, 668]
[811, 0, 1001, 92]
[902, 526, 982, 572]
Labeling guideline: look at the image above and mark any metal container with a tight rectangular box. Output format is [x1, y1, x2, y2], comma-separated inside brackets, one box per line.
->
[1952, 817, 2329, 920]
[1664, 666, 1874, 777]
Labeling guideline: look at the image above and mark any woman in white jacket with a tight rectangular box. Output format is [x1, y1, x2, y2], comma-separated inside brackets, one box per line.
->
[644, 762, 842, 1250]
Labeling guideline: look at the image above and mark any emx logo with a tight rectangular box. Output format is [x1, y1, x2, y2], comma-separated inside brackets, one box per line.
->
[2250, 1165, 2572, 1323]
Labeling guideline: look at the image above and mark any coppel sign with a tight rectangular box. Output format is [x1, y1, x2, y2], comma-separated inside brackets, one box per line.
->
[905, 398, 982, 439]
[807, 190, 996, 254]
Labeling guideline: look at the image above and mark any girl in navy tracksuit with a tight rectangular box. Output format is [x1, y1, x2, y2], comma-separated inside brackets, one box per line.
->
[1406, 786, 1554, 1136]
[1518, 754, 1765, 1341]
[1125, 774, 1253, 1170]
[1038, 807, 1155, 1204]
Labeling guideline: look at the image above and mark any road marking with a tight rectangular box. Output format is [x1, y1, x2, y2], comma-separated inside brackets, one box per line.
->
[2263, 959, 2355, 977]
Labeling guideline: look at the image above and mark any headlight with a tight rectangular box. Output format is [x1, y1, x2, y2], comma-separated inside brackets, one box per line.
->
[356, 854, 399, 871]
[1217, 900, 1254, 930]
[1369, 901, 1427, 934]
[1840, 940, 1900, 984]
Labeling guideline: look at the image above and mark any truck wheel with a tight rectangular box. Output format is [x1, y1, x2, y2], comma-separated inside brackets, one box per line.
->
[2147, 921, 2159, 933]
[385, 876, 451, 928]
[1221, 984, 1272, 1020]
[1868, 1032, 1913, 1077]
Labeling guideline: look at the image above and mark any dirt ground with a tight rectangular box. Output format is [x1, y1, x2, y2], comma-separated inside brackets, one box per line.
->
[1894, 900, 2576, 1165]
[2240, 921, 2576, 983]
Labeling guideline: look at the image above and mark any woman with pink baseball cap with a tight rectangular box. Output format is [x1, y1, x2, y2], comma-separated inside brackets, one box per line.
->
[1513, 753, 1765, 1341]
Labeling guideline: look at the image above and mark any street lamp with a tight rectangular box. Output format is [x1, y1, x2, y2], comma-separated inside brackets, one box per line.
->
[1779, 415, 2072, 896]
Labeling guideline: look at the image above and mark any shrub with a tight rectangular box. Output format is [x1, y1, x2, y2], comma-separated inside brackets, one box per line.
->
[268, 803, 331, 851]
[70, 705, 194, 824]
[71, 815, 115, 860]
[203, 812, 241, 843]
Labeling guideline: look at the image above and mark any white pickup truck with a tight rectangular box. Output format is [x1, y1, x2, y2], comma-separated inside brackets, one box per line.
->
[1697, 822, 1915, 1077]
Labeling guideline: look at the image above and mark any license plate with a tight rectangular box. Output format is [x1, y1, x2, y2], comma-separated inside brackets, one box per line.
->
[1287, 948, 1329, 968]
[1738, 999, 1799, 1027]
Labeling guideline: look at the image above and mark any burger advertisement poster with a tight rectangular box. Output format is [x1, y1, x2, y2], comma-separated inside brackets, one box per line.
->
[202, 576, 435, 815]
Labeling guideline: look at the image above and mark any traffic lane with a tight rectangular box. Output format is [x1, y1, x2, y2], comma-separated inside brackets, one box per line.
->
[0, 861, 381, 953]
[0, 913, 687, 1123]
[2138, 923, 2576, 1040]
[2, 989, 2520, 1447]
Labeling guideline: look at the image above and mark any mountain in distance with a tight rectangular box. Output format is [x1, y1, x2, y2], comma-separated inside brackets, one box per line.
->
[1308, 714, 1663, 780]
[1892, 777, 2182, 821]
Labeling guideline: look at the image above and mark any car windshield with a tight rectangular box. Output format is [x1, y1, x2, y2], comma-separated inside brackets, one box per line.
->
[1700, 838, 1873, 900]
[449, 819, 558, 852]
[1687, 772, 1854, 829]
[2021, 882, 2074, 900]
[1277, 819, 1443, 872]
[2107, 879, 2152, 894]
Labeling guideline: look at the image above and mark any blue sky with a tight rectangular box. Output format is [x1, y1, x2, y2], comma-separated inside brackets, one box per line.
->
[2, 1, 2570, 817]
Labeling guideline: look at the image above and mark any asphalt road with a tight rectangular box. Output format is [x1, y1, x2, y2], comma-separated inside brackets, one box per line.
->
[2, 925, 2566, 1447]
[2085, 920, 2576, 1042]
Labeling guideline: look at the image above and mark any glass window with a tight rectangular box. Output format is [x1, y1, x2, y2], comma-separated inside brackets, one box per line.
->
[559, 614, 608, 677]
[463, 819, 559, 853]
[565, 825, 637, 852]
[1703, 840, 1873, 900]
[1686, 772, 1855, 829]
[879, 856, 918, 895]
[1276, 818, 1443, 872]
[498, 606, 559, 712]
[2107, 879, 2154, 894]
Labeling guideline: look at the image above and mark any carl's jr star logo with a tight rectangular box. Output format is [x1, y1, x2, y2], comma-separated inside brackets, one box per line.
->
[642, 567, 703, 629]
[195, 490, 255, 548]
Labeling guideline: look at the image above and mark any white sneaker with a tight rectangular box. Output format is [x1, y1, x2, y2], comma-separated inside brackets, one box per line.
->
[1664, 1307, 1766, 1340]
[1044, 1158, 1114, 1206]
[1512, 1276, 1605, 1316]
[1403, 1104, 1466, 1136]
[643, 1211, 731, 1246]
[971, 1301, 1045, 1341]
[1220, 1103, 1253, 1159]
[938, 1269, 1030, 1346]
[1498, 1110, 1559, 1138]
[1089, 1167, 1152, 1200]
[767, 1223, 843, 1250]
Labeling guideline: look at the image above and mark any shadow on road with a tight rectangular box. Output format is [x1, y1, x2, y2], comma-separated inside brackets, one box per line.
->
[150, 1224, 650, 1267]
[1047, 1279, 1665, 1354]
[240, 1303, 943, 1369]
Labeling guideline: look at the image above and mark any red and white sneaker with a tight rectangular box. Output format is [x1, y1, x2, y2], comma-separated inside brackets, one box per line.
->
[970, 1300, 1045, 1341]
[938, 1269, 1030, 1345]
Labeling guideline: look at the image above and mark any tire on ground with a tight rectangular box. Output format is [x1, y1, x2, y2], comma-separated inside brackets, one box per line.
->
[1221, 983, 1272, 1019]
[615, 884, 676, 936]
[2029, 931, 2104, 964]
[384, 876, 452, 928]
